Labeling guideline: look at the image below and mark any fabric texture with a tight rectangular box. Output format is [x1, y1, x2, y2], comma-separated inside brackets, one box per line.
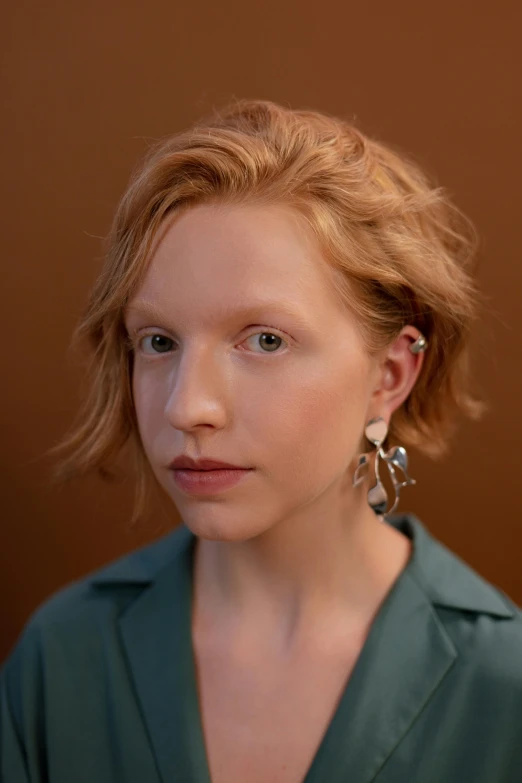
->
[2, 513, 522, 782]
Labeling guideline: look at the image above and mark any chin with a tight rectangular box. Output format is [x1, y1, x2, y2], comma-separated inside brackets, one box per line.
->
[182, 515, 269, 543]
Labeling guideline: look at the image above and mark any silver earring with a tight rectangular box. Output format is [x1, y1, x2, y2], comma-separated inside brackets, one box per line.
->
[410, 334, 428, 354]
[353, 417, 417, 517]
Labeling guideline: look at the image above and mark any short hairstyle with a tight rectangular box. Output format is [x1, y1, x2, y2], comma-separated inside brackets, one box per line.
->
[46, 99, 486, 525]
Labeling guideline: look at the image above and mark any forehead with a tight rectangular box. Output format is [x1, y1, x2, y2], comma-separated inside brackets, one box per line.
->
[125, 202, 346, 323]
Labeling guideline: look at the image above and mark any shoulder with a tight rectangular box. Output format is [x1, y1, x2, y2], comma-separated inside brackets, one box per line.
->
[1, 524, 192, 676]
[433, 585, 522, 684]
[399, 513, 522, 688]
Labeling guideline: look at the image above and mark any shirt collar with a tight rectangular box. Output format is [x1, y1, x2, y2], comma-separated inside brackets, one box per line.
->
[89, 512, 515, 619]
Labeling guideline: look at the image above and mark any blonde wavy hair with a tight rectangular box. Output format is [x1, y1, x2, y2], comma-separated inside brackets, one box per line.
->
[46, 99, 486, 526]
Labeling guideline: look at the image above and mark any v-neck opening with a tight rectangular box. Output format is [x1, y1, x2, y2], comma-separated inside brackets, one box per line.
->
[180, 515, 418, 783]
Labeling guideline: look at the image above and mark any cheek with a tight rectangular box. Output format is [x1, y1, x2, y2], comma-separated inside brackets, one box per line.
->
[131, 371, 165, 454]
[254, 361, 370, 481]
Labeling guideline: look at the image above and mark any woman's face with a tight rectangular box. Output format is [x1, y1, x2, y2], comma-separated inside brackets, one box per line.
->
[124, 202, 379, 541]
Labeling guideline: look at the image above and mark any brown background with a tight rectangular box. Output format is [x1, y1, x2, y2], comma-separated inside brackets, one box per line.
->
[2, 1, 521, 663]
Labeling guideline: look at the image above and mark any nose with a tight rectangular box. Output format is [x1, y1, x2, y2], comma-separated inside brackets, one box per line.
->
[163, 346, 228, 431]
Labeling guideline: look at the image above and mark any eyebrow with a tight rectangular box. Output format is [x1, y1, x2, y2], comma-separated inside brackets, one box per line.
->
[123, 299, 313, 329]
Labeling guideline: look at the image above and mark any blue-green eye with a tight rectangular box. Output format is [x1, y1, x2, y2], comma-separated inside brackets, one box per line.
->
[141, 335, 174, 354]
[135, 330, 287, 356]
[244, 332, 285, 353]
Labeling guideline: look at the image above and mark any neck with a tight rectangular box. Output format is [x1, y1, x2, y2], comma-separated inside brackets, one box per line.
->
[191, 489, 412, 654]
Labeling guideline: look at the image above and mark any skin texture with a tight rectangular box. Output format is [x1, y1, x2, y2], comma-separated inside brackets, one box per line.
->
[123, 201, 425, 650]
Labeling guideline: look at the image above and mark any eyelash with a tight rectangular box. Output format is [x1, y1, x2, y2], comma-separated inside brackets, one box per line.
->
[126, 327, 290, 357]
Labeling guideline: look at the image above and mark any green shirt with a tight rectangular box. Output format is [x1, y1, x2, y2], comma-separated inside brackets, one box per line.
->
[2, 513, 522, 782]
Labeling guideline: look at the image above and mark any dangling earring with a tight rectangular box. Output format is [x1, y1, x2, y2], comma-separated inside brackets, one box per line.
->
[353, 330, 426, 516]
[353, 417, 417, 518]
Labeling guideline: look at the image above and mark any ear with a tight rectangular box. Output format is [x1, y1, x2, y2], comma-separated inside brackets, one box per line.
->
[369, 326, 426, 424]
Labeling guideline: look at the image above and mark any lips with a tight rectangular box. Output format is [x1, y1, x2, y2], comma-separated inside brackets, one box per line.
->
[170, 464, 253, 494]
[168, 456, 247, 471]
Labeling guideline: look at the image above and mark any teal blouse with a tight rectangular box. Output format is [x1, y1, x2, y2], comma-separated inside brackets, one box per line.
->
[2, 513, 522, 782]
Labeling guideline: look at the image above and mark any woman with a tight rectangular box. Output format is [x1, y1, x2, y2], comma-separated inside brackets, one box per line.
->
[2, 99, 521, 782]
